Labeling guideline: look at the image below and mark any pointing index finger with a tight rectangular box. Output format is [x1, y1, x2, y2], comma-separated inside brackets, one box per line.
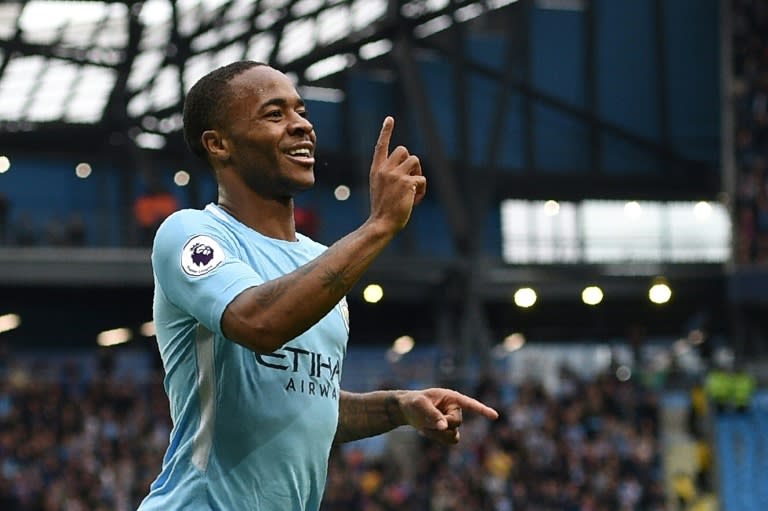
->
[372, 116, 394, 168]
[454, 393, 499, 420]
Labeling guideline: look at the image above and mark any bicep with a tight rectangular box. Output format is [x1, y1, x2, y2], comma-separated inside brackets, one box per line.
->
[218, 273, 304, 352]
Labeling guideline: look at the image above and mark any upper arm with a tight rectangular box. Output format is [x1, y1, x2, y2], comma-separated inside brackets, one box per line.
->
[152, 213, 264, 339]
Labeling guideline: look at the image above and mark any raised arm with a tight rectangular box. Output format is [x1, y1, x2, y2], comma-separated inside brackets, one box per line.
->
[335, 388, 499, 445]
[221, 117, 427, 353]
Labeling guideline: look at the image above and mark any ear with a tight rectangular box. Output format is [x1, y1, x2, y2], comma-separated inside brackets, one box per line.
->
[201, 129, 230, 162]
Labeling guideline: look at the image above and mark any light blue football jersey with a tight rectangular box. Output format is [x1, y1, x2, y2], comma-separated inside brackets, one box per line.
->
[138, 203, 349, 511]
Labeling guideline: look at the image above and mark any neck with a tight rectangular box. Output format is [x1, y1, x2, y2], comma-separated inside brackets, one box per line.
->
[217, 186, 297, 242]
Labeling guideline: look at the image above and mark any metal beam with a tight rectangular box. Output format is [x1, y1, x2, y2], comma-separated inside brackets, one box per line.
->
[585, 0, 600, 175]
[485, 2, 529, 183]
[391, 34, 471, 254]
[521, 0, 535, 176]
[417, 37, 714, 175]
[653, 0, 670, 144]
[447, 0, 494, 374]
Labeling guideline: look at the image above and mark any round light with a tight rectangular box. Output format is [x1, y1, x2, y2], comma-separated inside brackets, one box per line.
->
[174, 170, 190, 186]
[543, 200, 560, 216]
[581, 286, 604, 306]
[649, 281, 672, 304]
[694, 201, 712, 221]
[0, 313, 21, 333]
[503, 333, 526, 352]
[334, 185, 351, 201]
[75, 162, 92, 178]
[97, 327, 132, 347]
[513, 287, 537, 308]
[624, 201, 642, 219]
[140, 321, 156, 337]
[363, 284, 383, 303]
[392, 335, 415, 355]
[0, 156, 10, 173]
[616, 365, 631, 382]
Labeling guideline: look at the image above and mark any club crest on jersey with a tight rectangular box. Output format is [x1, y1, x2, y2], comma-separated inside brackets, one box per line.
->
[339, 297, 350, 333]
[181, 235, 225, 276]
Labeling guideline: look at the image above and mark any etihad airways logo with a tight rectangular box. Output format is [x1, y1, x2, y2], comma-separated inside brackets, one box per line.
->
[254, 346, 341, 399]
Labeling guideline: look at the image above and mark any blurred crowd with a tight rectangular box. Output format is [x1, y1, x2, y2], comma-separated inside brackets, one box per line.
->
[0, 345, 667, 511]
[0, 194, 86, 248]
[734, 0, 768, 263]
[0, 351, 170, 511]
[323, 370, 666, 511]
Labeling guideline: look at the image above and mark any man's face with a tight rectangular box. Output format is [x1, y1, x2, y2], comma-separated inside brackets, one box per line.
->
[219, 66, 316, 198]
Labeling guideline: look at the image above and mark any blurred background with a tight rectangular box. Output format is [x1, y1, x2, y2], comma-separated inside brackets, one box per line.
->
[0, 0, 765, 509]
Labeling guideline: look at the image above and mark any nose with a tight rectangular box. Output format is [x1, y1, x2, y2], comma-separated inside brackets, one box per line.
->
[289, 112, 314, 136]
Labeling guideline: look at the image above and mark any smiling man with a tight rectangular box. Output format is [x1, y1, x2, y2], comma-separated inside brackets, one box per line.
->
[137, 61, 498, 511]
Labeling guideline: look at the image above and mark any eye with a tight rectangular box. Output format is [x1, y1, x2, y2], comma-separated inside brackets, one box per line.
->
[297, 109, 309, 119]
[266, 110, 282, 119]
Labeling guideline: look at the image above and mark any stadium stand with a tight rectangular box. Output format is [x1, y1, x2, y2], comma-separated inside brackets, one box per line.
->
[326, 366, 667, 511]
[733, 0, 768, 263]
[712, 399, 768, 511]
[0, 346, 168, 510]
[0, 343, 673, 511]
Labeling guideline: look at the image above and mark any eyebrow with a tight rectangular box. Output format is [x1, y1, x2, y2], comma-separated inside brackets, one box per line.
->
[260, 96, 306, 110]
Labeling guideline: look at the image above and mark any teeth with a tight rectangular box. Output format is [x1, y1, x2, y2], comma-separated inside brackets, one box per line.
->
[289, 148, 311, 157]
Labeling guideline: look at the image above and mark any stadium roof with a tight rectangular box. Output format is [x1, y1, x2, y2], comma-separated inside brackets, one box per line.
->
[0, 0, 518, 150]
[0, 0, 734, 349]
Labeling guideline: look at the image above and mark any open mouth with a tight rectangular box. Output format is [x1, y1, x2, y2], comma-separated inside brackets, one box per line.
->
[285, 146, 315, 165]
[287, 148, 312, 158]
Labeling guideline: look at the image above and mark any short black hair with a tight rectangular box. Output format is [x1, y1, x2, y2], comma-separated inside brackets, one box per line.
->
[182, 60, 267, 162]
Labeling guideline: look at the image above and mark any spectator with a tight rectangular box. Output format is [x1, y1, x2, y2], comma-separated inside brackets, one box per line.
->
[64, 213, 87, 246]
[12, 213, 38, 246]
[294, 203, 320, 238]
[132, 182, 179, 247]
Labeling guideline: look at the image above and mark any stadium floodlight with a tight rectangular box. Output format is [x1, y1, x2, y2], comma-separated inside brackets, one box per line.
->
[75, 163, 92, 179]
[502, 332, 525, 352]
[694, 201, 712, 221]
[140, 321, 156, 337]
[334, 185, 351, 201]
[648, 278, 672, 304]
[513, 287, 537, 308]
[615, 365, 631, 381]
[392, 335, 415, 355]
[543, 200, 560, 216]
[624, 201, 642, 219]
[97, 327, 132, 347]
[363, 284, 384, 303]
[0, 313, 21, 334]
[581, 286, 604, 306]
[174, 170, 191, 187]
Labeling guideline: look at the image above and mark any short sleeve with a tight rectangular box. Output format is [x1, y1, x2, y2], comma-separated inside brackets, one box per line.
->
[151, 211, 264, 338]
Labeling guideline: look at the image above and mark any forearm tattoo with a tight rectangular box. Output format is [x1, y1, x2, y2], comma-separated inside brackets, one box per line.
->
[319, 235, 378, 296]
[335, 392, 403, 444]
[253, 260, 320, 308]
[320, 268, 350, 296]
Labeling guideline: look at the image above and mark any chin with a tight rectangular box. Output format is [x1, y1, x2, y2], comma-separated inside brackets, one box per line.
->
[286, 179, 315, 195]
[296, 175, 316, 190]
[295, 183, 315, 193]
